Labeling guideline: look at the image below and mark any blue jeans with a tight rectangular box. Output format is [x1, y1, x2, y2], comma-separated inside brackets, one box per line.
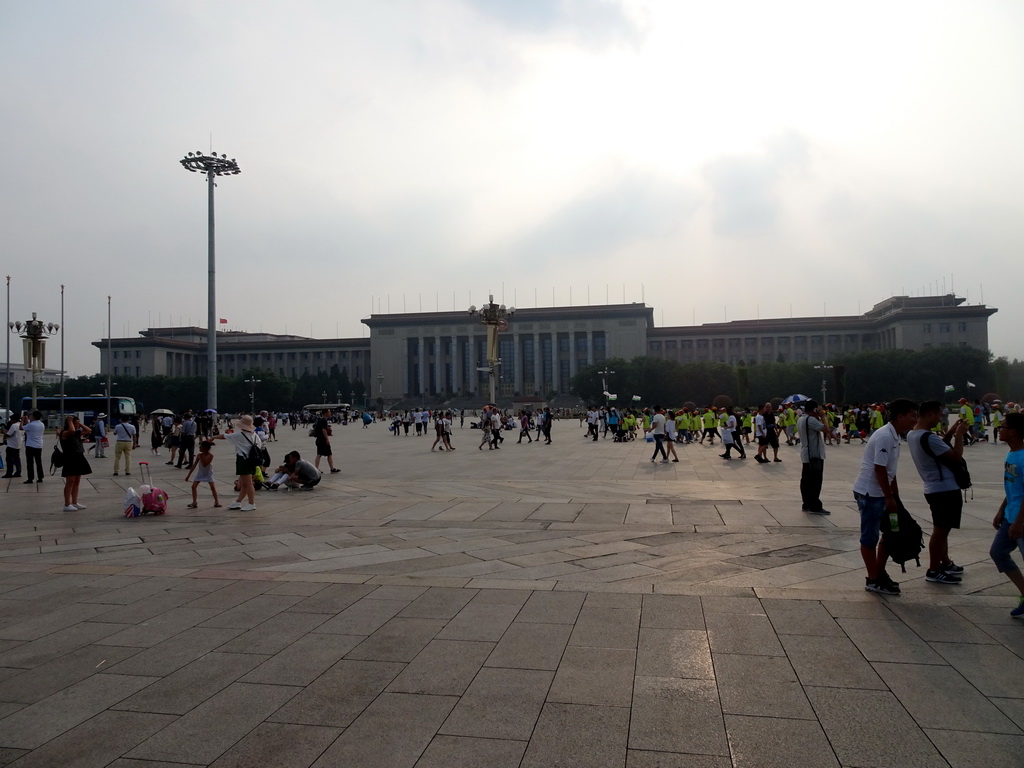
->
[990, 518, 1024, 574]
[651, 434, 667, 460]
[855, 492, 887, 548]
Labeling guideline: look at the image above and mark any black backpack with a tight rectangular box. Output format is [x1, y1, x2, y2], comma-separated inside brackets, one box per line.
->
[882, 497, 924, 573]
[918, 432, 972, 490]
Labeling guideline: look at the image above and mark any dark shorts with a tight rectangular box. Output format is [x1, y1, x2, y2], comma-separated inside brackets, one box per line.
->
[315, 440, 332, 457]
[235, 456, 259, 476]
[924, 489, 963, 530]
[757, 435, 770, 446]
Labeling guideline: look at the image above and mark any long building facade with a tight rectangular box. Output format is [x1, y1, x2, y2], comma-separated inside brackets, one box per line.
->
[95, 294, 995, 401]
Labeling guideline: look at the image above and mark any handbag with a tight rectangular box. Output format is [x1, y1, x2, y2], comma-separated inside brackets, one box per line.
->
[51, 445, 65, 468]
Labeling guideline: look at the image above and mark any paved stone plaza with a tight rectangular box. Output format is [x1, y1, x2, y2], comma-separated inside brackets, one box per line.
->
[0, 419, 1021, 767]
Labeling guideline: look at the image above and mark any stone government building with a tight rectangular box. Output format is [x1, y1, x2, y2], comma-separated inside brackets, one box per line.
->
[96, 294, 995, 401]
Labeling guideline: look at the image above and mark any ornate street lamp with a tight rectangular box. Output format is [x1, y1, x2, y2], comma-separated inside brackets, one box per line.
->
[468, 295, 515, 404]
[9, 312, 59, 410]
[179, 150, 241, 413]
[245, 377, 261, 412]
[599, 366, 616, 407]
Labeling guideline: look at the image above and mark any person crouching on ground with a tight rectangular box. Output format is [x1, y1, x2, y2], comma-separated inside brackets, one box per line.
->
[266, 450, 322, 490]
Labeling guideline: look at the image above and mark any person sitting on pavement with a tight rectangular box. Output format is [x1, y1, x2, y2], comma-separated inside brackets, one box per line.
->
[265, 450, 321, 490]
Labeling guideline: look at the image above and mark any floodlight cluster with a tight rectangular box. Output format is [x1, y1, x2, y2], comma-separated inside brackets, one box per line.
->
[180, 151, 241, 176]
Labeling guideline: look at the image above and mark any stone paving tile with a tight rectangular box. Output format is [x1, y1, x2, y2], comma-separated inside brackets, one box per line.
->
[208, 722, 341, 768]
[929, 641, 1024, 699]
[723, 714, 840, 768]
[115, 651, 269, 715]
[713, 653, 814, 720]
[0, 601, 120, 642]
[549, 646, 635, 707]
[0, 644, 140, 704]
[0, 622, 131, 669]
[778, 633, 887, 690]
[805, 687, 946, 768]
[636, 628, 713, 679]
[515, 590, 585, 624]
[397, 586, 478, 619]
[1, 710, 175, 768]
[440, 667, 553, 740]
[414, 734, 526, 768]
[872, 661, 1021, 733]
[312, 596, 407, 635]
[627, 750, 730, 767]
[126, 682, 301, 764]
[629, 676, 729, 757]
[837, 617, 946, 664]
[568, 605, 641, 649]
[215, 610, 331, 655]
[435, 602, 525, 642]
[312, 692, 456, 768]
[102, 626, 244, 677]
[925, 728, 1024, 768]
[704, 612, 785, 656]
[760, 597, 845, 637]
[521, 702, 630, 768]
[484, 622, 573, 670]
[345, 617, 446, 662]
[386, 639, 494, 696]
[0, 672, 158, 750]
[241, 633, 363, 687]
[270, 659, 404, 727]
[640, 593, 705, 630]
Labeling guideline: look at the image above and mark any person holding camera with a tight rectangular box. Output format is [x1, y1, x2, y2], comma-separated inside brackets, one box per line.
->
[797, 401, 828, 514]
[59, 415, 92, 511]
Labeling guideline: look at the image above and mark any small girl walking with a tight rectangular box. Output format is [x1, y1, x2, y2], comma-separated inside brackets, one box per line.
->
[184, 441, 221, 508]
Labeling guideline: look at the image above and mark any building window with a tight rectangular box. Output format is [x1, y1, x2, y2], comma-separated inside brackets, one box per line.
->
[958, 322, 967, 332]
[778, 337, 789, 346]
[650, 341, 662, 351]
[665, 340, 677, 349]
[712, 339, 724, 349]
[113, 351, 119, 359]
[353, 351, 361, 358]
[811, 335, 823, 345]
[923, 323, 932, 333]
[827, 335, 840, 344]
[939, 323, 950, 333]
[697, 339, 708, 348]
[135, 351, 141, 358]
[745, 338, 757, 347]
[113, 366, 119, 375]
[794, 336, 806, 346]
[681, 340, 692, 349]
[761, 338, 773, 346]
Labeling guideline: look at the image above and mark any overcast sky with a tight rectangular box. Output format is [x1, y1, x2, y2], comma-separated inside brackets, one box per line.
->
[3, 0, 1023, 376]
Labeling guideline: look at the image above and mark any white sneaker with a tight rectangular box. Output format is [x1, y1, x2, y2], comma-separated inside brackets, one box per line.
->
[74, 503, 87, 510]
[239, 504, 256, 511]
[62, 505, 78, 512]
[227, 502, 242, 510]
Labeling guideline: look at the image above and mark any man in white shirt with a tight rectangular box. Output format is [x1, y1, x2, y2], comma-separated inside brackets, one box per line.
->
[22, 411, 45, 484]
[852, 399, 919, 595]
[111, 415, 138, 476]
[3, 417, 24, 478]
[649, 406, 668, 463]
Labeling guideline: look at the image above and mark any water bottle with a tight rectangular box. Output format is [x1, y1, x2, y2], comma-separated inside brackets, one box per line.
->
[888, 510, 899, 532]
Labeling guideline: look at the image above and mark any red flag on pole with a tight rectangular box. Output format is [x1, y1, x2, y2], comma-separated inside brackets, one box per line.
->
[219, 318, 227, 324]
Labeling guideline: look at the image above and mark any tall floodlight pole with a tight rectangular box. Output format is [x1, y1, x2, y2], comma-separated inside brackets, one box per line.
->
[107, 296, 113, 425]
[9, 313, 59, 410]
[179, 151, 241, 413]
[59, 285, 65, 423]
[4, 276, 10, 417]
[468, 295, 515, 404]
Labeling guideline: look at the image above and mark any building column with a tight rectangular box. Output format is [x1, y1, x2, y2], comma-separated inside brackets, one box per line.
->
[514, 333, 523, 395]
[417, 336, 426, 396]
[569, 334, 577, 380]
[403, 337, 410, 396]
[587, 331, 594, 366]
[536, 342, 543, 394]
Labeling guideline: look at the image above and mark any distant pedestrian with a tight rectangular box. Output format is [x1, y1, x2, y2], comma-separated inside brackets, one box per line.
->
[111, 415, 137, 476]
[92, 413, 107, 458]
[22, 411, 44, 484]
[797, 401, 827, 514]
[313, 410, 340, 473]
[3, 416, 23, 478]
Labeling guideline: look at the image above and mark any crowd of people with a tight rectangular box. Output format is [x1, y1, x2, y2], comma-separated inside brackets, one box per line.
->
[3, 395, 1023, 619]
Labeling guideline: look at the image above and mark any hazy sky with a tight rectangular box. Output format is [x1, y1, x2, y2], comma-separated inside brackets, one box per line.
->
[3, 0, 1023, 376]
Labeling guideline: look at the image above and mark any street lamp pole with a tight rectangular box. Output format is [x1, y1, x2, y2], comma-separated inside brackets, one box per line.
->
[814, 361, 833, 405]
[106, 296, 113, 427]
[4, 276, 10, 417]
[179, 151, 241, 414]
[377, 372, 383, 408]
[245, 378, 261, 412]
[599, 366, 615, 406]
[468, 294, 514, 404]
[9, 313, 59, 410]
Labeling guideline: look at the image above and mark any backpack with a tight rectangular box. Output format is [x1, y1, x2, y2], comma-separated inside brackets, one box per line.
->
[918, 433, 972, 490]
[882, 497, 924, 573]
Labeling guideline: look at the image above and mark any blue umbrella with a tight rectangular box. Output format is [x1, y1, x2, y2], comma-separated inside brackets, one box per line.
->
[782, 394, 812, 404]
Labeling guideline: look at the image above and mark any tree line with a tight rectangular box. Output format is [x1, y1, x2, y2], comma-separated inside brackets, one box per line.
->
[570, 347, 1024, 407]
[6, 366, 369, 414]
